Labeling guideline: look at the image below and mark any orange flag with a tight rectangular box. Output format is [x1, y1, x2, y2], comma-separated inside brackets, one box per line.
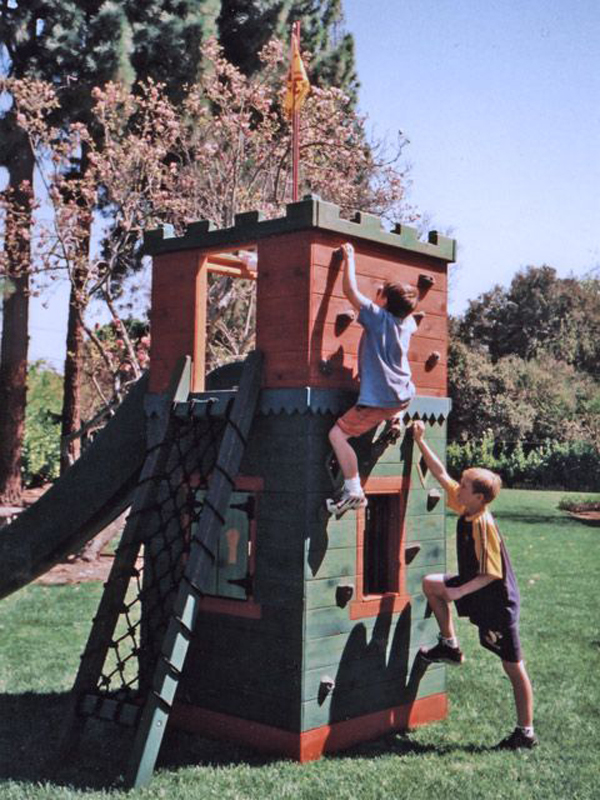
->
[284, 33, 310, 117]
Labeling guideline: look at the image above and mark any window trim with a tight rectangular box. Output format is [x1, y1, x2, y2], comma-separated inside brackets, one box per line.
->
[350, 475, 411, 620]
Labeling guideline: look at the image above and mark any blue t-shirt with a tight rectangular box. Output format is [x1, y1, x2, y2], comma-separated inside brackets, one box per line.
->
[356, 301, 417, 408]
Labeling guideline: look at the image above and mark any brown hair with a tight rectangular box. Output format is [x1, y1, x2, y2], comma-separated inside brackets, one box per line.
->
[462, 468, 502, 504]
[383, 281, 418, 319]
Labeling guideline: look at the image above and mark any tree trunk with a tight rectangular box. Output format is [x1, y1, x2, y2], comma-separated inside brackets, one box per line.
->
[59, 138, 94, 475]
[60, 268, 86, 474]
[0, 133, 34, 505]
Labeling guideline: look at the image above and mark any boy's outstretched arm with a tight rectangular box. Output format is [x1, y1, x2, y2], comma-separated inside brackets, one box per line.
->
[411, 421, 455, 493]
[339, 243, 370, 310]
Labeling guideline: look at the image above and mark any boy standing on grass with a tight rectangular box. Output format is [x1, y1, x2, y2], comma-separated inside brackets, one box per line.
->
[411, 420, 538, 750]
[326, 242, 420, 517]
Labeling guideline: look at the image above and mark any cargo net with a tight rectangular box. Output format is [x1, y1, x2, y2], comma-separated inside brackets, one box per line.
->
[77, 401, 232, 726]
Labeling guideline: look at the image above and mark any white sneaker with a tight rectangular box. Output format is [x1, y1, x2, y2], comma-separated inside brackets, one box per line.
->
[326, 488, 367, 517]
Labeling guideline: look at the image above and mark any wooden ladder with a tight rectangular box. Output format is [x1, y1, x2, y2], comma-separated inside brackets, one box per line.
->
[61, 351, 263, 789]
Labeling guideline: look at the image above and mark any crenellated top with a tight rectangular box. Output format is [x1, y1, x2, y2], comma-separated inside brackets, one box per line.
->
[143, 194, 456, 263]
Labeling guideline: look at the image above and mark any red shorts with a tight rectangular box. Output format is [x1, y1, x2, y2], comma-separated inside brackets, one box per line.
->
[336, 403, 408, 438]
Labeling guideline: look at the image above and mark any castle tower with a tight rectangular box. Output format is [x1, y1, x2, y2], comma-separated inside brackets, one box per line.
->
[142, 195, 455, 760]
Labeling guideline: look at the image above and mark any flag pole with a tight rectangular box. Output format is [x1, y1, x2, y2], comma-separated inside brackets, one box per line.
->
[292, 21, 301, 202]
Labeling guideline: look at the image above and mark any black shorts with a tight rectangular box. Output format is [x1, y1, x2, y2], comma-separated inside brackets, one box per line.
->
[445, 575, 522, 663]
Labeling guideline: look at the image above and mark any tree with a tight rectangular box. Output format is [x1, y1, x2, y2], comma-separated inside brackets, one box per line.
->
[218, 0, 358, 100]
[0, 0, 135, 496]
[0, 122, 33, 503]
[448, 339, 599, 448]
[455, 265, 600, 376]
[0, 1, 223, 483]
[127, 0, 220, 102]
[7, 36, 413, 403]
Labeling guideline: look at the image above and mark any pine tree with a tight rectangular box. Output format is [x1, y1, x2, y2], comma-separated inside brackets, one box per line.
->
[126, 0, 220, 101]
[287, 0, 358, 100]
[218, 0, 358, 100]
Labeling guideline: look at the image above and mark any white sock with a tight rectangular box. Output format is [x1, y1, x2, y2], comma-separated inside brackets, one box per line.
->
[519, 725, 535, 737]
[441, 635, 458, 649]
[344, 476, 362, 495]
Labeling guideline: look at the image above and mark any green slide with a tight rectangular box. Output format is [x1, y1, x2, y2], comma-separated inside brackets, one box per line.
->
[0, 373, 150, 600]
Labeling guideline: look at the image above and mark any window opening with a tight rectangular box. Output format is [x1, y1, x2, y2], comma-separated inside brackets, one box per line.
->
[363, 495, 394, 594]
[363, 494, 401, 595]
[351, 481, 411, 619]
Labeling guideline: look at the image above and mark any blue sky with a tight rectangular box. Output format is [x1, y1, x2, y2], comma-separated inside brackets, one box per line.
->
[24, 0, 600, 366]
[343, 0, 600, 311]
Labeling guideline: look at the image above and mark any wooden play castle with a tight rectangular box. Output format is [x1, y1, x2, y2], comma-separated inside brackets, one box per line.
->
[65, 195, 455, 786]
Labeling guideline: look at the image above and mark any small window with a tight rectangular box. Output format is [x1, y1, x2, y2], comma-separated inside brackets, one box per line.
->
[350, 479, 410, 620]
[363, 495, 397, 594]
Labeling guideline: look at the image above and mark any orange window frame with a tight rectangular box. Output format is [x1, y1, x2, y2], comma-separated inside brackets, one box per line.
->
[350, 475, 411, 620]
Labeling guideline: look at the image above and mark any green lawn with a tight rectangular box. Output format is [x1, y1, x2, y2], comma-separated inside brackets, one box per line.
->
[0, 489, 598, 799]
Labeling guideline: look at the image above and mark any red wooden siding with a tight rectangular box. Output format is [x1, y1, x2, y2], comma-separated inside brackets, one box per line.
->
[149, 250, 207, 392]
[255, 230, 448, 395]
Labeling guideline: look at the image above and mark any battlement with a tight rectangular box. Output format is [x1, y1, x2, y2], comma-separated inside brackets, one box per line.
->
[146, 196, 455, 396]
[144, 194, 456, 263]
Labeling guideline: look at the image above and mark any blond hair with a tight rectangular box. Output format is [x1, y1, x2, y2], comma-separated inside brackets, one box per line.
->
[462, 468, 502, 504]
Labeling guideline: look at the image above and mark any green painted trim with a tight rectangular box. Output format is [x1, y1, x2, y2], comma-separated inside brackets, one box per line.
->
[182, 388, 451, 419]
[143, 195, 456, 262]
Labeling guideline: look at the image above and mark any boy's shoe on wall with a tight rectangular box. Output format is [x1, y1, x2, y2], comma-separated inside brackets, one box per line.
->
[494, 728, 539, 750]
[419, 635, 464, 666]
[326, 488, 367, 518]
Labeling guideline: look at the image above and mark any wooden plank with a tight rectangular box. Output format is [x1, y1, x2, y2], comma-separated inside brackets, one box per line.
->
[310, 263, 447, 308]
[405, 487, 447, 517]
[404, 514, 447, 541]
[306, 323, 447, 366]
[311, 236, 450, 277]
[254, 576, 304, 606]
[305, 590, 431, 640]
[183, 639, 303, 690]
[302, 644, 443, 701]
[308, 289, 447, 328]
[303, 544, 355, 582]
[307, 518, 356, 551]
[301, 666, 446, 731]
[182, 685, 302, 732]
[302, 611, 440, 669]
[408, 539, 446, 566]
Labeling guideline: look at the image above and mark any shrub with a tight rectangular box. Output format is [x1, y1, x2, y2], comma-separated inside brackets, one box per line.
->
[22, 362, 62, 486]
[557, 495, 600, 513]
[447, 436, 599, 491]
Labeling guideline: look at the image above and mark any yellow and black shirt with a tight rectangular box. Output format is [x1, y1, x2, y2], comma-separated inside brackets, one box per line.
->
[446, 480, 520, 629]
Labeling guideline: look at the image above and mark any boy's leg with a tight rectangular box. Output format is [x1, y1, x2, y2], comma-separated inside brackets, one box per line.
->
[328, 423, 359, 480]
[495, 659, 537, 749]
[326, 406, 405, 516]
[502, 659, 534, 728]
[419, 574, 464, 666]
[422, 574, 456, 639]
[326, 423, 365, 515]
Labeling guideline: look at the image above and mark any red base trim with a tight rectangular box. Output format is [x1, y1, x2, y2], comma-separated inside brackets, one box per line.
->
[171, 693, 447, 762]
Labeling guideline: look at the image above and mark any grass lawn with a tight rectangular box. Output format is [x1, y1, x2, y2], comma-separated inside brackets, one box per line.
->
[0, 488, 598, 799]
